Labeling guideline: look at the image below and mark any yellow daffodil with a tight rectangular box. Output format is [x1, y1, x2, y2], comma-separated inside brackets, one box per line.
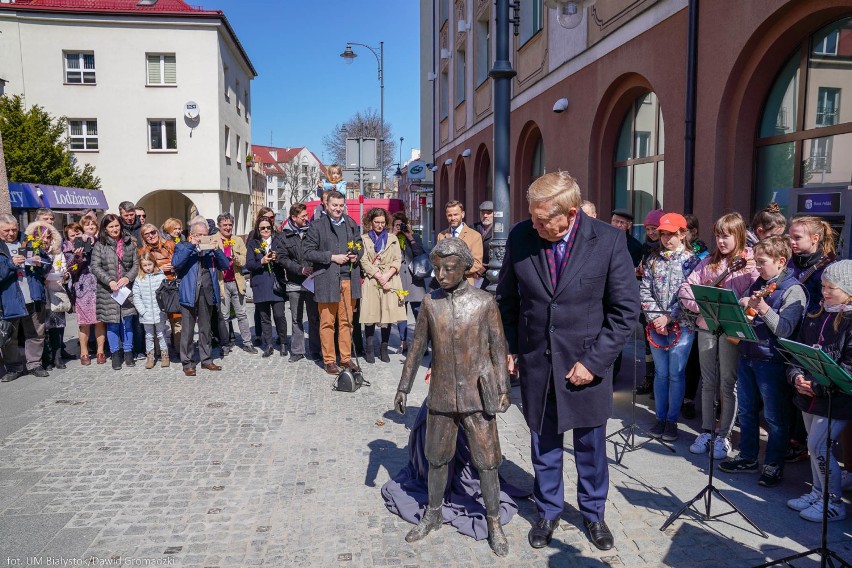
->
[70, 264, 78, 271]
[223, 239, 236, 247]
[347, 240, 355, 249]
[253, 248, 261, 254]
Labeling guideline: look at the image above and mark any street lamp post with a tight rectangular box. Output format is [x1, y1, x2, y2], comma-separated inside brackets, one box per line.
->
[486, 0, 518, 290]
[340, 41, 385, 196]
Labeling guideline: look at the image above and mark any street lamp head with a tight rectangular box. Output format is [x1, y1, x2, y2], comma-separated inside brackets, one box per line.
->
[340, 44, 357, 64]
[394, 165, 403, 178]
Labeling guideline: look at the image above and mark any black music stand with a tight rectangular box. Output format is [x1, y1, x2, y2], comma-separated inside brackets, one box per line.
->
[661, 285, 767, 536]
[607, 309, 676, 465]
[755, 339, 852, 568]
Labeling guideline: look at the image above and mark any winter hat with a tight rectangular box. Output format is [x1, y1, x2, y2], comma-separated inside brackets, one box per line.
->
[643, 209, 665, 227]
[822, 260, 852, 297]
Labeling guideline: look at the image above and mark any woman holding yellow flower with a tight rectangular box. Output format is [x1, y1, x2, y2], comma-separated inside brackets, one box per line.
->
[360, 208, 407, 364]
[26, 221, 69, 371]
[246, 215, 288, 357]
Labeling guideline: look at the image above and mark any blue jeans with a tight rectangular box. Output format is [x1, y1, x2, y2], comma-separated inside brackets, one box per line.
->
[650, 328, 695, 422]
[736, 357, 790, 465]
[106, 316, 134, 353]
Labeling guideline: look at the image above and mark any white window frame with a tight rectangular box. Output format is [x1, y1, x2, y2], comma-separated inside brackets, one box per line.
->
[519, 0, 543, 46]
[146, 53, 177, 86]
[455, 49, 466, 106]
[69, 119, 98, 151]
[236, 135, 242, 168]
[148, 119, 177, 152]
[64, 51, 96, 84]
[236, 79, 242, 115]
[475, 17, 490, 87]
[223, 64, 230, 102]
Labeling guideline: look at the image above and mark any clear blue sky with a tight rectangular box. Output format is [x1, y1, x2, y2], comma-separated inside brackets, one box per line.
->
[202, 0, 422, 165]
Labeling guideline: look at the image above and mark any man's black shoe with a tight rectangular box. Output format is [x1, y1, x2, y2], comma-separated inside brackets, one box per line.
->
[1, 371, 21, 382]
[584, 520, 614, 551]
[220, 346, 231, 357]
[241, 344, 258, 354]
[528, 518, 559, 549]
[30, 366, 49, 378]
[288, 354, 304, 363]
[261, 348, 274, 358]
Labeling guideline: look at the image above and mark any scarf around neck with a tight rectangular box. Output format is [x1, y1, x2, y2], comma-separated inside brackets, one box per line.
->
[369, 229, 388, 253]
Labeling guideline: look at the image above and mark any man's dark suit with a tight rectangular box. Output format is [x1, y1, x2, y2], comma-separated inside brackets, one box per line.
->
[496, 212, 639, 523]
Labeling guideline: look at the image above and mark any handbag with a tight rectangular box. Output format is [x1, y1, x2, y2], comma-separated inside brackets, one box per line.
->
[409, 253, 432, 280]
[47, 283, 72, 313]
[156, 278, 181, 315]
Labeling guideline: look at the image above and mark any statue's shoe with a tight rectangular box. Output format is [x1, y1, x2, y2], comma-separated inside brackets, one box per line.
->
[405, 507, 443, 542]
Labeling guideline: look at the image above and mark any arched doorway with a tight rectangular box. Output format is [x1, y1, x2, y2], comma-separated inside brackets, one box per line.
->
[514, 121, 544, 223]
[454, 159, 467, 213]
[473, 144, 492, 208]
[136, 190, 197, 229]
[613, 92, 665, 241]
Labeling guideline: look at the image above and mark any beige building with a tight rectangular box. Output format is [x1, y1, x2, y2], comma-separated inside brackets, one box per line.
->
[0, 0, 257, 233]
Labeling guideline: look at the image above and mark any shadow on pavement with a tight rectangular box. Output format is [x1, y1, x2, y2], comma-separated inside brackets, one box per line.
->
[364, 438, 408, 488]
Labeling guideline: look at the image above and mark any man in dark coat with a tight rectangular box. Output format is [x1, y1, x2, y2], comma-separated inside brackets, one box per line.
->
[303, 190, 364, 374]
[473, 200, 494, 285]
[276, 202, 321, 362]
[496, 172, 639, 552]
[172, 219, 230, 376]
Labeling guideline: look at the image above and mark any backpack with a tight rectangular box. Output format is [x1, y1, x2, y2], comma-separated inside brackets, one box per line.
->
[156, 278, 181, 315]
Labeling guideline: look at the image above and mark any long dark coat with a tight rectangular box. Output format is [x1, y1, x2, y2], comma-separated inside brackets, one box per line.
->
[91, 235, 139, 323]
[496, 214, 639, 433]
[302, 214, 363, 303]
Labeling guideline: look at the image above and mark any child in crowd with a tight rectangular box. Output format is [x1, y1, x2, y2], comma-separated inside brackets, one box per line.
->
[635, 208, 665, 396]
[640, 213, 700, 442]
[719, 236, 806, 487]
[680, 213, 758, 460]
[132, 252, 169, 369]
[746, 202, 787, 248]
[785, 261, 852, 522]
[37, 222, 70, 371]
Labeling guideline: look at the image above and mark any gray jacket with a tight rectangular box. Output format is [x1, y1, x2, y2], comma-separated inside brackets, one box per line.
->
[303, 214, 363, 303]
[91, 236, 138, 323]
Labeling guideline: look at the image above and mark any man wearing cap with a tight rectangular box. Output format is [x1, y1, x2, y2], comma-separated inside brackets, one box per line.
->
[437, 200, 483, 285]
[611, 208, 642, 268]
[473, 200, 494, 285]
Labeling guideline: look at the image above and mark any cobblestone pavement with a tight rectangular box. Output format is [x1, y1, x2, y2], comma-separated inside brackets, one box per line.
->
[0, 311, 850, 567]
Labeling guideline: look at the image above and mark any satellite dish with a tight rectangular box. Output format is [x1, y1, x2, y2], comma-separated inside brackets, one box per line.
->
[184, 101, 200, 121]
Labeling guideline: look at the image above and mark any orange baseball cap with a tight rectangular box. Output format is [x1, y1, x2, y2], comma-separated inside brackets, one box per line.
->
[657, 213, 687, 233]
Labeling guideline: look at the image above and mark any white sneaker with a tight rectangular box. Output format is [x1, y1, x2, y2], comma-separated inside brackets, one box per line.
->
[689, 432, 712, 454]
[712, 436, 732, 460]
[799, 499, 846, 523]
[787, 488, 822, 512]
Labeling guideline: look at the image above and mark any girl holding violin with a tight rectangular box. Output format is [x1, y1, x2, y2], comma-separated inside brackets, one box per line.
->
[788, 216, 837, 313]
[680, 213, 758, 460]
[719, 236, 806, 488]
[640, 213, 701, 442]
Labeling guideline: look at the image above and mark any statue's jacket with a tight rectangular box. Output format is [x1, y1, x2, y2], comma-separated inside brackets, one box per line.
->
[397, 284, 510, 415]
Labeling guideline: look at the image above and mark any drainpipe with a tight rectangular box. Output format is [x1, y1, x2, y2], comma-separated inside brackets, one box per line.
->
[683, 0, 698, 214]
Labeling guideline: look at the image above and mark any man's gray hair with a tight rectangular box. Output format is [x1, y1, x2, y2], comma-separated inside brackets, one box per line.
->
[217, 212, 234, 225]
[189, 218, 209, 235]
[0, 214, 18, 226]
[35, 207, 54, 218]
[429, 237, 474, 272]
[118, 201, 135, 213]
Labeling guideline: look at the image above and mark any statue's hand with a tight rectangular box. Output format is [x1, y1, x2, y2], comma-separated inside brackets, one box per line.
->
[394, 391, 407, 415]
[497, 393, 510, 413]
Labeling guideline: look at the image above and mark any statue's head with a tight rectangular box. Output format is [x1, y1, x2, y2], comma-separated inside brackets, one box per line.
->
[430, 237, 473, 290]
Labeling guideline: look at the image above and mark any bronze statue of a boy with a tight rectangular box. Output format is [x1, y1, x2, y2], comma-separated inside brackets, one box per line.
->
[394, 237, 511, 556]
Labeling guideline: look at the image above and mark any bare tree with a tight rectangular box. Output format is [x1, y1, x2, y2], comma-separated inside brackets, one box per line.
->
[322, 108, 396, 175]
[280, 157, 322, 205]
[0, 130, 10, 215]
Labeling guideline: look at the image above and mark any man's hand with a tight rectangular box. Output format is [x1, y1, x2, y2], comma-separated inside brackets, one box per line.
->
[497, 393, 510, 413]
[301, 267, 313, 277]
[566, 361, 594, 386]
[162, 263, 173, 273]
[11, 254, 25, 267]
[331, 253, 349, 265]
[507, 354, 518, 376]
[394, 391, 407, 415]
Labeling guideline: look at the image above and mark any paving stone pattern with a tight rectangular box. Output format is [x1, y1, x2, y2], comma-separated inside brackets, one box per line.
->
[0, 311, 850, 567]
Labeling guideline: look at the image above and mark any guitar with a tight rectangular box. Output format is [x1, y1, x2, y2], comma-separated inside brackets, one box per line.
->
[709, 255, 748, 288]
[798, 252, 836, 284]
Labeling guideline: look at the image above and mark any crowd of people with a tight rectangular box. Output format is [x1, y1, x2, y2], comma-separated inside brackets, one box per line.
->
[1, 166, 850, 538]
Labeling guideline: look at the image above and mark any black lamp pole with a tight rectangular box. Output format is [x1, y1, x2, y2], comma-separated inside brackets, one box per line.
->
[486, 0, 518, 289]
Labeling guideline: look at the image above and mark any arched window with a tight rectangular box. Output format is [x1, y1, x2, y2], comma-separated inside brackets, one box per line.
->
[756, 17, 852, 209]
[613, 92, 664, 240]
[532, 137, 545, 179]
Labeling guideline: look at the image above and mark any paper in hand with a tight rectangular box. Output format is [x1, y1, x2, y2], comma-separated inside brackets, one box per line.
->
[111, 286, 131, 305]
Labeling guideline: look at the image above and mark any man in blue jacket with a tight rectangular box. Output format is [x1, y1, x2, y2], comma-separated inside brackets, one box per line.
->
[0, 214, 50, 382]
[172, 218, 230, 377]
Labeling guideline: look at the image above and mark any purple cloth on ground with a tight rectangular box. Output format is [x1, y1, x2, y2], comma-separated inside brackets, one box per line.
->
[381, 401, 527, 541]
